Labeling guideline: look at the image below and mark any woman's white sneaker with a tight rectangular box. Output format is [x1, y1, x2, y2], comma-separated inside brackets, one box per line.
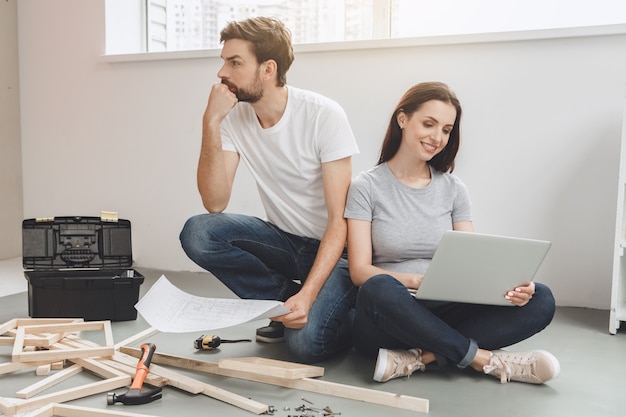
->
[373, 348, 425, 382]
[483, 350, 560, 384]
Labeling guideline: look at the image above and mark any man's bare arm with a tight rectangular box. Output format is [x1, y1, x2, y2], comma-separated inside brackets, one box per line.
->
[197, 83, 239, 212]
[277, 156, 352, 328]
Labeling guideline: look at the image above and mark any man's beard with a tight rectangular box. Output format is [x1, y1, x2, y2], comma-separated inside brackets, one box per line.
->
[222, 77, 263, 103]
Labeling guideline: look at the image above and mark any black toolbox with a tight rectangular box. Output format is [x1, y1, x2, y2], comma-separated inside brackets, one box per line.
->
[22, 215, 144, 321]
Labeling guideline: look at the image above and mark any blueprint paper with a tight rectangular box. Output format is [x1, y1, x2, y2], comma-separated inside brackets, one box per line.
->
[135, 275, 290, 333]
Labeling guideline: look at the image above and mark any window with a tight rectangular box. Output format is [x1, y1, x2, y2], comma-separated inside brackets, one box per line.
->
[105, 0, 626, 55]
[144, 0, 382, 52]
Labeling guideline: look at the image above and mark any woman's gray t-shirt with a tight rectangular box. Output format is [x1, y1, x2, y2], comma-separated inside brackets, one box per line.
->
[344, 162, 472, 275]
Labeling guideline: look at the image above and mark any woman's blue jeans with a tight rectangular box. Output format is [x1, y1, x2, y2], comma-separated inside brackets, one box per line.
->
[179, 212, 357, 364]
[353, 274, 555, 368]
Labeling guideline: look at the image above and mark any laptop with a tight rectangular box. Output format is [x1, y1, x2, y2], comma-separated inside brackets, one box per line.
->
[412, 230, 551, 306]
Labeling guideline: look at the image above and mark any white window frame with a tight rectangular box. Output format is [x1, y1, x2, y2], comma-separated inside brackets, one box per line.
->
[104, 0, 626, 62]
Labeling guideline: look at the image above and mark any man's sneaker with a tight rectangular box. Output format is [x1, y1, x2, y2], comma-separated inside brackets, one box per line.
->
[483, 350, 560, 384]
[373, 348, 425, 382]
[255, 321, 285, 343]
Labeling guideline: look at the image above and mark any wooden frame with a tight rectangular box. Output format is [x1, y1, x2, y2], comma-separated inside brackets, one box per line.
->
[12, 321, 114, 363]
[0, 318, 83, 347]
[0, 320, 130, 417]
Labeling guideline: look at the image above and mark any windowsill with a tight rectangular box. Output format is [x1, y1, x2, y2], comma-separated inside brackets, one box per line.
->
[102, 23, 626, 63]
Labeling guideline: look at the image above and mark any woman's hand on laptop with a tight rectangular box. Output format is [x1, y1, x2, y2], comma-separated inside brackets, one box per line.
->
[393, 273, 423, 293]
[504, 281, 535, 306]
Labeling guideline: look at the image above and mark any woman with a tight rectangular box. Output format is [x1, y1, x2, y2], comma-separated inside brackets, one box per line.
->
[344, 82, 559, 384]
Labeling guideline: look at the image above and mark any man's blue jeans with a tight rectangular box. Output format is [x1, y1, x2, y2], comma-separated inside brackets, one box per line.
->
[179, 212, 357, 364]
[353, 274, 556, 368]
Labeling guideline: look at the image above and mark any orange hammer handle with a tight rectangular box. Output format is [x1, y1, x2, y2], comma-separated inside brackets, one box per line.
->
[129, 343, 156, 390]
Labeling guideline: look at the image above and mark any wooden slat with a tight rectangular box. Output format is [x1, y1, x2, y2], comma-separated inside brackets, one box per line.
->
[218, 357, 324, 379]
[97, 358, 168, 387]
[120, 346, 429, 413]
[70, 356, 129, 379]
[111, 352, 205, 394]
[38, 403, 161, 417]
[0, 361, 54, 376]
[0, 396, 17, 416]
[113, 327, 159, 349]
[11, 375, 131, 416]
[0, 319, 17, 335]
[111, 351, 268, 414]
[16, 364, 84, 399]
[35, 364, 51, 375]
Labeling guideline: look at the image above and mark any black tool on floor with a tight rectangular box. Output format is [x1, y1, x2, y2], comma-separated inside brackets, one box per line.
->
[193, 334, 252, 350]
[107, 343, 162, 405]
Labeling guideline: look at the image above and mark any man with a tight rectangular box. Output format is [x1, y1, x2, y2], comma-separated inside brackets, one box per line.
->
[179, 17, 359, 364]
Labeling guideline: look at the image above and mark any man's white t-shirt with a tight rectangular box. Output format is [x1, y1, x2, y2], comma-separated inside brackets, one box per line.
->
[220, 86, 359, 240]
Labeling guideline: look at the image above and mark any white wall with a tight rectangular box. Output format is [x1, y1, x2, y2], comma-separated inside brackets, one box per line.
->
[17, 0, 626, 309]
[0, 0, 23, 260]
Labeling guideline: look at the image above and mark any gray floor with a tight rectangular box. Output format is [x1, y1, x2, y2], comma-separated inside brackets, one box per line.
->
[1, 266, 625, 417]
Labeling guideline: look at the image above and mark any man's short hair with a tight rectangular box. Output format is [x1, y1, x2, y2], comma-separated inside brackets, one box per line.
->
[220, 17, 295, 87]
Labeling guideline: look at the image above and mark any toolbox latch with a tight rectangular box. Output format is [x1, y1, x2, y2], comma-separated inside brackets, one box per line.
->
[100, 211, 119, 223]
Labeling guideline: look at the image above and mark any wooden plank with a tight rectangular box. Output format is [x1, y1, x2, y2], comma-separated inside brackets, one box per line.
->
[110, 351, 268, 414]
[0, 333, 59, 346]
[22, 331, 68, 348]
[113, 327, 159, 350]
[280, 376, 430, 412]
[26, 333, 63, 348]
[219, 357, 324, 379]
[111, 351, 205, 394]
[16, 320, 103, 335]
[51, 336, 118, 370]
[0, 361, 54, 376]
[16, 363, 84, 399]
[62, 334, 102, 348]
[0, 396, 17, 416]
[15, 342, 114, 363]
[35, 364, 52, 376]
[53, 403, 160, 417]
[63, 337, 166, 384]
[24, 326, 74, 348]
[28, 403, 162, 417]
[13, 318, 84, 327]
[0, 336, 14, 346]
[103, 321, 114, 347]
[97, 358, 168, 387]
[0, 319, 17, 335]
[120, 346, 429, 413]
[199, 382, 268, 415]
[54, 338, 127, 381]
[11, 375, 131, 416]
[70, 357, 129, 379]
[21, 403, 54, 417]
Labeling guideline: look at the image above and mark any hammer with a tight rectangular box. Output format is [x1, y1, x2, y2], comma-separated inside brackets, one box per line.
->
[107, 343, 162, 405]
